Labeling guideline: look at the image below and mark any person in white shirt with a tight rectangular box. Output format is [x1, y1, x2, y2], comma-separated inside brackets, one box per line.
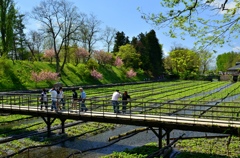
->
[111, 90, 121, 113]
[49, 87, 57, 111]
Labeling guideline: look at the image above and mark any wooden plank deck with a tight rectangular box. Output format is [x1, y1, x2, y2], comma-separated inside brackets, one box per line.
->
[0, 104, 239, 136]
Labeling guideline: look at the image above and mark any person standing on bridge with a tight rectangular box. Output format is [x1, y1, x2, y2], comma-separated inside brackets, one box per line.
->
[49, 87, 57, 111]
[111, 90, 121, 113]
[40, 88, 48, 110]
[79, 87, 88, 112]
[122, 91, 131, 114]
[71, 89, 78, 110]
[59, 87, 65, 110]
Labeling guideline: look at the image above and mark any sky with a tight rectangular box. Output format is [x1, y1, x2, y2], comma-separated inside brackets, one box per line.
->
[14, 0, 239, 60]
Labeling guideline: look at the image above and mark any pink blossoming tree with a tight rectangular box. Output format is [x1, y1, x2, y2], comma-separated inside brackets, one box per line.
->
[31, 70, 59, 86]
[75, 47, 90, 65]
[90, 69, 103, 80]
[114, 57, 123, 67]
[93, 50, 113, 65]
[126, 69, 137, 78]
[44, 48, 55, 64]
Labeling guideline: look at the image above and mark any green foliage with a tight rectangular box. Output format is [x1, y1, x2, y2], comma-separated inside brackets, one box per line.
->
[117, 44, 141, 69]
[113, 31, 130, 53]
[216, 52, 240, 71]
[86, 58, 99, 70]
[0, 59, 148, 91]
[77, 64, 90, 77]
[166, 48, 200, 79]
[102, 142, 159, 158]
[140, 1, 240, 49]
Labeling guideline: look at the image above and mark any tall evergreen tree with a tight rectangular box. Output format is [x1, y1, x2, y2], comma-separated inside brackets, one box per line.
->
[132, 33, 150, 71]
[0, 0, 17, 57]
[12, 13, 27, 60]
[112, 31, 129, 53]
[145, 30, 164, 77]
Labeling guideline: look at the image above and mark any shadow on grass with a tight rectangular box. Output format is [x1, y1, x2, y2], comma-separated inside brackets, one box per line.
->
[7, 68, 27, 90]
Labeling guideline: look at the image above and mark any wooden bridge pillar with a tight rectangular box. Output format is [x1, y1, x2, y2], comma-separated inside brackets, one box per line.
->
[41, 116, 56, 137]
[60, 118, 66, 134]
[159, 127, 162, 149]
[165, 129, 172, 145]
[150, 127, 172, 149]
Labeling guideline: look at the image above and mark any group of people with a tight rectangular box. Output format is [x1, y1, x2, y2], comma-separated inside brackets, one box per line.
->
[40, 87, 65, 111]
[40, 87, 87, 112]
[40, 86, 131, 114]
[111, 90, 131, 114]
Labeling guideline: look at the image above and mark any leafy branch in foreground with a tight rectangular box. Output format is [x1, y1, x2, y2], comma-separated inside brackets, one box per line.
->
[139, 0, 240, 50]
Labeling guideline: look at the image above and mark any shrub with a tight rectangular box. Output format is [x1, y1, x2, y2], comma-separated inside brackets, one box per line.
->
[86, 58, 99, 70]
[90, 69, 103, 80]
[114, 57, 123, 67]
[126, 68, 137, 78]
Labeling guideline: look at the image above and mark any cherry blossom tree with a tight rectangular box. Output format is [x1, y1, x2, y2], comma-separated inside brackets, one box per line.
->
[126, 69, 137, 78]
[75, 47, 90, 65]
[90, 69, 103, 80]
[31, 71, 43, 84]
[93, 50, 113, 65]
[114, 57, 123, 67]
[44, 48, 55, 64]
[31, 70, 59, 86]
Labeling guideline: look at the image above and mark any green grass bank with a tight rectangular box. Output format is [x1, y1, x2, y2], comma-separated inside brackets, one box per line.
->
[0, 59, 147, 91]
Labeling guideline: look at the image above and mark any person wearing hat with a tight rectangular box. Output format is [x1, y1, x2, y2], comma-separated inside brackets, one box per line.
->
[111, 90, 121, 113]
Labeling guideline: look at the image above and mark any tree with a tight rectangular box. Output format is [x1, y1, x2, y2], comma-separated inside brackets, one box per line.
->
[102, 26, 116, 53]
[126, 68, 137, 78]
[197, 50, 214, 75]
[113, 31, 130, 53]
[31, 0, 84, 73]
[74, 47, 89, 65]
[216, 52, 240, 71]
[117, 44, 141, 69]
[140, 1, 240, 50]
[26, 30, 44, 61]
[114, 57, 123, 67]
[168, 48, 200, 79]
[93, 50, 113, 65]
[131, 33, 150, 71]
[145, 30, 164, 77]
[77, 13, 102, 59]
[12, 13, 27, 61]
[44, 48, 55, 64]
[0, 0, 17, 56]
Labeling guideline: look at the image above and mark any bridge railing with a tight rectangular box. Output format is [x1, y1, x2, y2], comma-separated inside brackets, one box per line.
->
[0, 94, 239, 124]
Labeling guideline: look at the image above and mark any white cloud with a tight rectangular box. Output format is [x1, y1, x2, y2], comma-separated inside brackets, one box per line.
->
[232, 46, 240, 52]
[209, 0, 237, 14]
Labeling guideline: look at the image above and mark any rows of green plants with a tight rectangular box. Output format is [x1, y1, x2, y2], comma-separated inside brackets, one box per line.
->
[0, 121, 116, 157]
[102, 136, 240, 158]
[0, 81, 239, 157]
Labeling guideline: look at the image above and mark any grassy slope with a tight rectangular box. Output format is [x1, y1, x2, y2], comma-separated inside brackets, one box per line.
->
[0, 59, 147, 91]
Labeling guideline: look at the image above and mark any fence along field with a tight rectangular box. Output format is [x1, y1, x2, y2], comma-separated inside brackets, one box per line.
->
[0, 80, 239, 157]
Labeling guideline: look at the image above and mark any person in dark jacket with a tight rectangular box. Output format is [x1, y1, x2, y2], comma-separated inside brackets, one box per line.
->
[122, 91, 130, 114]
[71, 89, 78, 110]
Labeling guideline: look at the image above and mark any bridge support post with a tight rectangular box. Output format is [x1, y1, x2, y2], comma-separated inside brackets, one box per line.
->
[41, 116, 56, 137]
[60, 118, 66, 134]
[159, 127, 162, 149]
[166, 129, 172, 145]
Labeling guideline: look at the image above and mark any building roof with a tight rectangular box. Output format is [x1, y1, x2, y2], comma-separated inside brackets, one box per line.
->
[228, 64, 240, 71]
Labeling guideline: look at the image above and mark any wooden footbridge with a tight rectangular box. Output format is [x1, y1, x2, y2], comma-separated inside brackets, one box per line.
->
[0, 94, 239, 149]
